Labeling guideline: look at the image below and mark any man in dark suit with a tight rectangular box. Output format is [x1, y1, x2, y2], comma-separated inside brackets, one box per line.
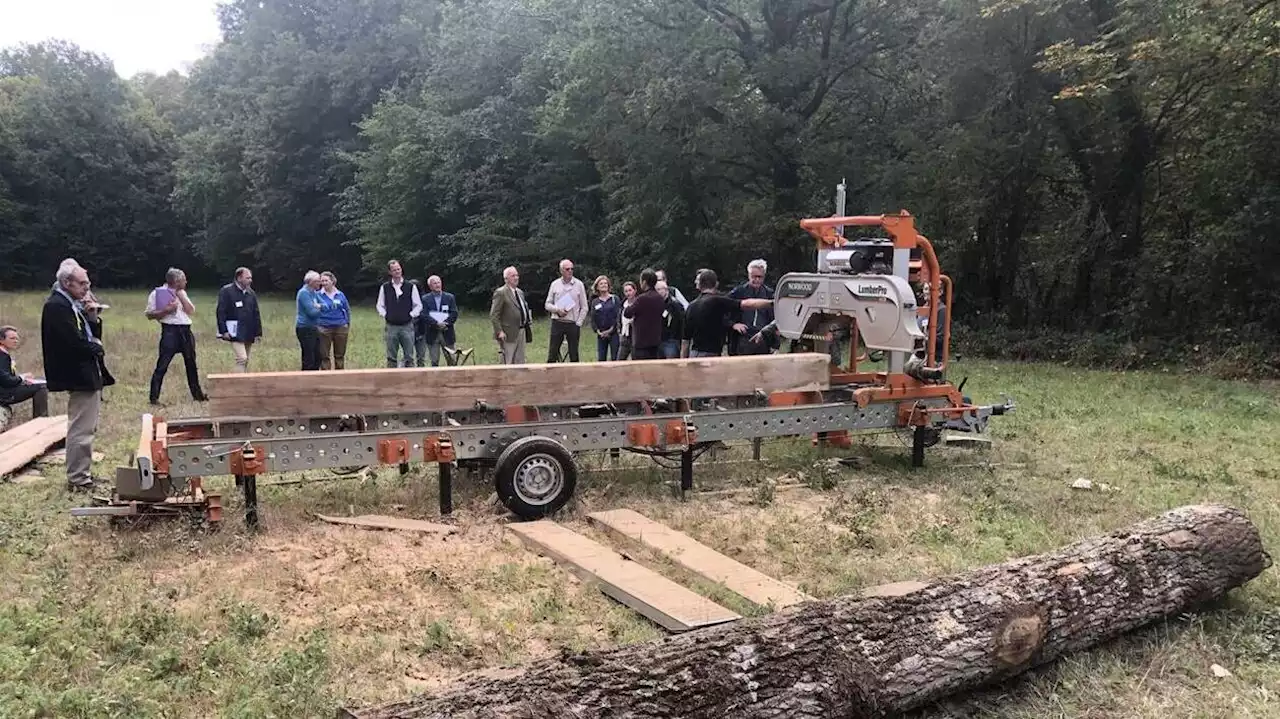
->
[215, 267, 263, 372]
[41, 259, 114, 491]
[489, 266, 533, 364]
[416, 274, 459, 367]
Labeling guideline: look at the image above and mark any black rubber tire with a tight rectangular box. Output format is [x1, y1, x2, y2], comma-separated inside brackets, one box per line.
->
[494, 436, 578, 520]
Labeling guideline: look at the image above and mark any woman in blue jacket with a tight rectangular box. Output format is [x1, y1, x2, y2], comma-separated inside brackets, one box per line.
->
[590, 275, 622, 361]
[295, 271, 324, 371]
[317, 271, 351, 369]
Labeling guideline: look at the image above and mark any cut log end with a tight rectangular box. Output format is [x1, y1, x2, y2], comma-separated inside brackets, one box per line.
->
[347, 504, 1271, 719]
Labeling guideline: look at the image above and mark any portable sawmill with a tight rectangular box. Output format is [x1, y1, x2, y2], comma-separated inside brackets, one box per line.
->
[81, 207, 1012, 527]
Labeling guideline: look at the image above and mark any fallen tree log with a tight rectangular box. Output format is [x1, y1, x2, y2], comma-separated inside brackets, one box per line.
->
[344, 504, 1270, 719]
[208, 353, 831, 418]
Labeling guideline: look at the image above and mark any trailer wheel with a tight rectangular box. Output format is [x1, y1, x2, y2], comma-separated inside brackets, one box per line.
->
[495, 436, 577, 520]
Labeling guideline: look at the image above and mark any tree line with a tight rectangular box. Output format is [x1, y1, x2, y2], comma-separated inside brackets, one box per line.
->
[1, 0, 1277, 364]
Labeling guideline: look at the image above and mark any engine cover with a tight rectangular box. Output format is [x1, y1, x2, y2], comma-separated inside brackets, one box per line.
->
[773, 272, 924, 352]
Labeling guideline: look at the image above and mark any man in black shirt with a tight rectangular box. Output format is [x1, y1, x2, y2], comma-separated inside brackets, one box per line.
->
[681, 270, 772, 358]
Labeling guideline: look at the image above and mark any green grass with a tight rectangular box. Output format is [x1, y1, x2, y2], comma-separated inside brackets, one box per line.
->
[0, 289, 1277, 718]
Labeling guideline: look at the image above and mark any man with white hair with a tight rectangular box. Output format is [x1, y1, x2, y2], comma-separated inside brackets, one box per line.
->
[145, 267, 207, 405]
[728, 258, 776, 355]
[295, 270, 324, 371]
[490, 266, 533, 364]
[41, 259, 114, 491]
[415, 274, 458, 367]
[544, 258, 588, 362]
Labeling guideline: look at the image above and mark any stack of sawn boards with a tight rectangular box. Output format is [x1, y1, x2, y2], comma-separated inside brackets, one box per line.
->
[0, 415, 69, 479]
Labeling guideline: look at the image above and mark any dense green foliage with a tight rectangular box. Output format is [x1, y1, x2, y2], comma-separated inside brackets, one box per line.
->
[1, 0, 1277, 354]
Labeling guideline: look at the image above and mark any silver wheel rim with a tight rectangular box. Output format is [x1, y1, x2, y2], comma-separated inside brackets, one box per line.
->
[513, 453, 565, 506]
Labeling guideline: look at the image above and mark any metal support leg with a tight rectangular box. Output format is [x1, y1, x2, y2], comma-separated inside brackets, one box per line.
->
[438, 463, 453, 516]
[911, 426, 927, 469]
[751, 437, 762, 461]
[239, 474, 259, 529]
[680, 447, 694, 499]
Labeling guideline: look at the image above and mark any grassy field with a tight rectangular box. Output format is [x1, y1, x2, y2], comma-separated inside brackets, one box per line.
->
[0, 288, 1277, 719]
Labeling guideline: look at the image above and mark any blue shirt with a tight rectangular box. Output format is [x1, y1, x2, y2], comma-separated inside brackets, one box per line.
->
[590, 294, 622, 333]
[317, 290, 350, 327]
[296, 286, 322, 328]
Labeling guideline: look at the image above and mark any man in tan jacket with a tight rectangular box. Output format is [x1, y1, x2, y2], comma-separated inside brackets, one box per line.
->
[489, 266, 533, 364]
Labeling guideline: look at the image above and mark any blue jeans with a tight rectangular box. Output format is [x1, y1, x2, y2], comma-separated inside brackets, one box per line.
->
[384, 323, 415, 367]
[660, 339, 680, 359]
[597, 333, 620, 361]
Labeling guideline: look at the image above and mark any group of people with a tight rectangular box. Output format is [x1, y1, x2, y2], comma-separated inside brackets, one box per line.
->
[0, 259, 116, 491]
[487, 259, 778, 364]
[0, 255, 783, 492]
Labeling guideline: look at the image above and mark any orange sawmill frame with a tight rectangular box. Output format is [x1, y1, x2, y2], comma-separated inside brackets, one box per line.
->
[793, 210, 974, 429]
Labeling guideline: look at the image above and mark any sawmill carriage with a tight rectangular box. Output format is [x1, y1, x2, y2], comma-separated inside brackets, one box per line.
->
[75, 204, 1012, 527]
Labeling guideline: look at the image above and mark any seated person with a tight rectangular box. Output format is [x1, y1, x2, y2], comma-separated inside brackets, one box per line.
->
[0, 326, 49, 419]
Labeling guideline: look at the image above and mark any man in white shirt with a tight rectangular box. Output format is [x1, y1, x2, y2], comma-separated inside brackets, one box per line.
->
[544, 258, 589, 362]
[145, 267, 207, 405]
[376, 259, 423, 367]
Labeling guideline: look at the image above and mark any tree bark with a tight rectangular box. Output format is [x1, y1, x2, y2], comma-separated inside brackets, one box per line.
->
[344, 505, 1271, 719]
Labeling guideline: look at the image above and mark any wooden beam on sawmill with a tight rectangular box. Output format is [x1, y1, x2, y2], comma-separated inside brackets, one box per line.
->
[207, 353, 832, 419]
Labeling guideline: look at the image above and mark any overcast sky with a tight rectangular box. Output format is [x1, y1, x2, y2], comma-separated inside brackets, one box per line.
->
[0, 0, 223, 77]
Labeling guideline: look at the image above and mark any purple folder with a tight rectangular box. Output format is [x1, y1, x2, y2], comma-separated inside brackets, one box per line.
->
[154, 286, 175, 310]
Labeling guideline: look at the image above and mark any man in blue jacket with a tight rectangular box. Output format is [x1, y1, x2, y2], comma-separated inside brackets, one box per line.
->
[295, 271, 324, 371]
[416, 275, 459, 367]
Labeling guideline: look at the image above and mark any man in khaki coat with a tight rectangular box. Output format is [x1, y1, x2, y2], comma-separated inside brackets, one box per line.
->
[489, 266, 533, 364]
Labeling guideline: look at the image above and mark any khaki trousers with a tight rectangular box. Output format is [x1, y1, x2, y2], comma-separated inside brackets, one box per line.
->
[499, 335, 526, 364]
[231, 341, 253, 372]
[66, 390, 100, 487]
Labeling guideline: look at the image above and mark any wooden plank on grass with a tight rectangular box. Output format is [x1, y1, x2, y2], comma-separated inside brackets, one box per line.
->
[507, 520, 741, 632]
[588, 508, 812, 609]
[0, 415, 69, 478]
[0, 416, 60, 454]
[316, 514, 457, 535]
[208, 353, 832, 419]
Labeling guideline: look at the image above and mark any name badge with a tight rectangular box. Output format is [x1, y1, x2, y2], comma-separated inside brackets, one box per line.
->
[234, 301, 244, 308]
[662, 310, 669, 318]
[441, 305, 449, 311]
[594, 303, 603, 311]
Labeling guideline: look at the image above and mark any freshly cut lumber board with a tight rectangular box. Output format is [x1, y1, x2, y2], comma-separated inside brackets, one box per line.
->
[507, 520, 741, 632]
[208, 353, 831, 419]
[0, 415, 69, 478]
[316, 514, 457, 535]
[587, 509, 811, 609]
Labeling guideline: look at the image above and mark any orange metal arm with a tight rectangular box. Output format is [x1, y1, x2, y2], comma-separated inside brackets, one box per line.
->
[799, 210, 919, 250]
[916, 235, 941, 366]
